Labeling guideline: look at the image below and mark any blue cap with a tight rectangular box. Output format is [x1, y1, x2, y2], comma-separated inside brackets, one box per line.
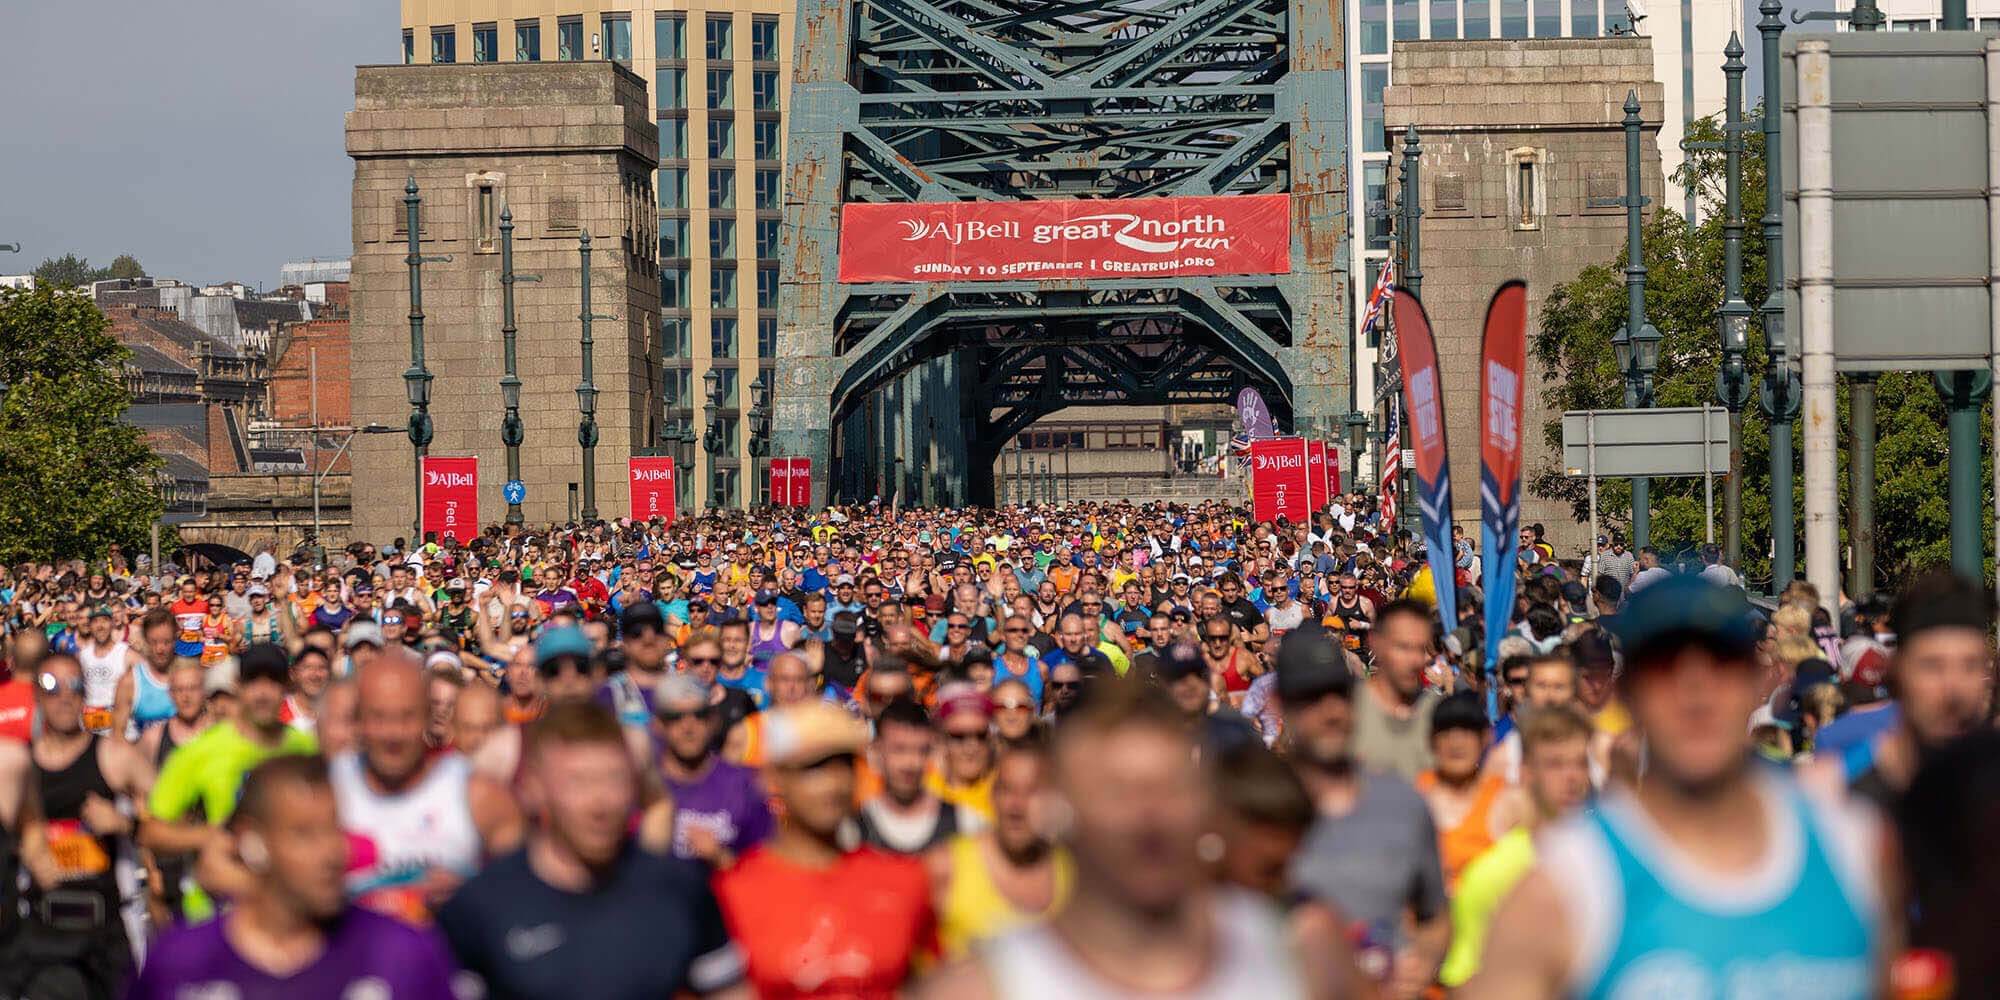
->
[535, 625, 593, 667]
[1613, 574, 1759, 664]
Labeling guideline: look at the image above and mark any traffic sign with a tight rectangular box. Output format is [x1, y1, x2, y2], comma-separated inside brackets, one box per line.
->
[1561, 407, 1729, 479]
[503, 479, 527, 505]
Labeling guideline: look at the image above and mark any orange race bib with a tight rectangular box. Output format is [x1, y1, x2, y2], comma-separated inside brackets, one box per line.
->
[46, 819, 109, 879]
[82, 708, 112, 733]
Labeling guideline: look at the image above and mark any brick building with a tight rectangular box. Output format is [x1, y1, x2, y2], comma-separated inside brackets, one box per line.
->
[1383, 37, 1663, 554]
[346, 62, 660, 539]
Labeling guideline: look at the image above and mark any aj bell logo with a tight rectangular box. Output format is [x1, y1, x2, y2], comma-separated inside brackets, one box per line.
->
[632, 468, 674, 482]
[1254, 453, 1303, 471]
[425, 471, 474, 488]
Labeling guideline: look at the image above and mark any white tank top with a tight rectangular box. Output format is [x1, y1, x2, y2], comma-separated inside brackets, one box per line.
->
[330, 750, 481, 917]
[983, 888, 1307, 1000]
[78, 641, 129, 709]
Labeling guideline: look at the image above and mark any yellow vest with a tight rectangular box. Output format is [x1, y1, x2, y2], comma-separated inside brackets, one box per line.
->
[937, 835, 1074, 960]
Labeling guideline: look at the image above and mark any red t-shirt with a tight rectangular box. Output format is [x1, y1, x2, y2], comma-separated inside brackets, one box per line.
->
[0, 678, 31, 743]
[713, 846, 936, 1000]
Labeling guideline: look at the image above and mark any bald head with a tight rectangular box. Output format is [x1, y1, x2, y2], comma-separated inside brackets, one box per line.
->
[452, 681, 501, 756]
[356, 648, 429, 788]
[768, 652, 813, 707]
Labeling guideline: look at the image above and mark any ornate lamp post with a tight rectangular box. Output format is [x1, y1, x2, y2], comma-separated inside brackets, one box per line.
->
[1759, 0, 1802, 590]
[1614, 93, 1660, 550]
[403, 178, 439, 543]
[1712, 37, 1754, 569]
[674, 422, 697, 512]
[498, 207, 539, 527]
[575, 232, 607, 523]
[702, 368, 723, 508]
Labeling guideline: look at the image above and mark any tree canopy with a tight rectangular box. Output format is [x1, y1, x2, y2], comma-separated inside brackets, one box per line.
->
[1529, 108, 1985, 590]
[31, 252, 147, 288]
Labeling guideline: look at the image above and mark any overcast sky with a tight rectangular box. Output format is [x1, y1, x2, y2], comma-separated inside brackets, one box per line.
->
[0, 1, 391, 289]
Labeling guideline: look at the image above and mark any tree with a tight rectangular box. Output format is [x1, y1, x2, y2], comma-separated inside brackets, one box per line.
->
[0, 284, 166, 563]
[1530, 108, 1984, 589]
[33, 254, 95, 288]
[103, 254, 146, 281]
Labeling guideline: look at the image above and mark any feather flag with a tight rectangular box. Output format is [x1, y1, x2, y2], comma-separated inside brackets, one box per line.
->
[1478, 281, 1529, 722]
[1390, 289, 1456, 634]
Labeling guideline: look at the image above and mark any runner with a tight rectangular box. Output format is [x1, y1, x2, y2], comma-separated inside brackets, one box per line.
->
[112, 608, 178, 739]
[1463, 575, 1895, 998]
[915, 679, 1326, 999]
[927, 737, 1072, 960]
[640, 675, 772, 867]
[76, 608, 137, 736]
[439, 702, 747, 999]
[1414, 691, 1523, 891]
[334, 650, 523, 925]
[928, 685, 999, 823]
[127, 756, 462, 998]
[851, 698, 981, 854]
[278, 644, 332, 733]
[715, 701, 935, 1000]
[1351, 599, 1439, 780]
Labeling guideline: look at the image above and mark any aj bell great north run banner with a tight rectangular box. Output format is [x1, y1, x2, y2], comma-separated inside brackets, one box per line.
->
[769, 457, 812, 508]
[1250, 437, 1314, 523]
[629, 457, 677, 524]
[836, 195, 1290, 283]
[1478, 281, 1529, 721]
[420, 457, 478, 543]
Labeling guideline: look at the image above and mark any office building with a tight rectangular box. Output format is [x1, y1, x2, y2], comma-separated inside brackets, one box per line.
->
[401, 0, 788, 509]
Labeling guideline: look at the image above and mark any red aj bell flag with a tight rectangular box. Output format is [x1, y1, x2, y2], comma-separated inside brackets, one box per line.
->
[420, 457, 477, 543]
[1250, 437, 1313, 523]
[837, 195, 1290, 283]
[629, 457, 676, 524]
[1306, 440, 1329, 510]
[768, 457, 813, 508]
[1323, 440, 1344, 497]
[786, 457, 812, 508]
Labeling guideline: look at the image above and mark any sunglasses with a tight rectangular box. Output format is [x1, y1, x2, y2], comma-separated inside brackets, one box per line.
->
[682, 656, 719, 666]
[948, 622, 970, 629]
[536, 657, 591, 678]
[1203, 633, 1233, 643]
[37, 674, 85, 696]
[995, 699, 1033, 712]
[657, 708, 713, 724]
[943, 729, 988, 744]
[1047, 680, 1079, 691]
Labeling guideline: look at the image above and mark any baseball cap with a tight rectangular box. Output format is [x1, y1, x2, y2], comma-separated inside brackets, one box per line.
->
[834, 574, 857, 586]
[425, 649, 464, 674]
[1154, 642, 1207, 682]
[830, 611, 860, 635]
[620, 601, 665, 635]
[1612, 575, 1759, 667]
[652, 674, 710, 715]
[247, 583, 270, 598]
[343, 621, 385, 651]
[1274, 624, 1353, 703]
[935, 682, 993, 724]
[238, 643, 291, 687]
[760, 701, 870, 767]
[1839, 637, 1892, 702]
[536, 625, 593, 667]
[87, 606, 114, 620]
[754, 590, 779, 607]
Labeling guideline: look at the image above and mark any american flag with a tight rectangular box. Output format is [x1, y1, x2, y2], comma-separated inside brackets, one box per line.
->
[1380, 404, 1401, 527]
[1360, 258, 1396, 340]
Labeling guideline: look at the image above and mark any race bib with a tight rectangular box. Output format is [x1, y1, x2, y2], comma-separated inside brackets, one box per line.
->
[47, 819, 109, 879]
[82, 708, 112, 733]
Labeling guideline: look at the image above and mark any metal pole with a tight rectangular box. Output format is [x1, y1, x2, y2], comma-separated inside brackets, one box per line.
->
[1848, 375, 1876, 596]
[577, 233, 600, 523]
[1760, 0, 1800, 592]
[1938, 370, 1990, 578]
[1622, 91, 1654, 551]
[1717, 33, 1752, 570]
[1703, 404, 1716, 545]
[310, 347, 320, 549]
[1402, 126, 1424, 300]
[403, 178, 434, 543]
[1988, 37, 2000, 612]
[1799, 41, 1840, 620]
[1587, 412, 1599, 579]
[499, 206, 526, 527]
[151, 523, 160, 574]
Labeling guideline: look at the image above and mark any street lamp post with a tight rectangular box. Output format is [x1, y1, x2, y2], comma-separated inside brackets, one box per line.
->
[576, 233, 607, 523]
[1615, 91, 1661, 551]
[747, 373, 772, 504]
[702, 368, 723, 510]
[403, 178, 439, 543]
[1710, 35, 1755, 570]
[1400, 125, 1424, 300]
[675, 423, 696, 513]
[1759, 0, 1802, 591]
[499, 207, 539, 527]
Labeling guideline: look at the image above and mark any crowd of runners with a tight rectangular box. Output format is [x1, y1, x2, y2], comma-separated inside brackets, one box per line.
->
[0, 495, 1988, 998]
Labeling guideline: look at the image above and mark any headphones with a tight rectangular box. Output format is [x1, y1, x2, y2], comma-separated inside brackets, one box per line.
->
[238, 832, 270, 872]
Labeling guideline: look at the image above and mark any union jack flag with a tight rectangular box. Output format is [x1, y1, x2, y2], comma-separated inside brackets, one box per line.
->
[1360, 259, 1396, 340]
[1380, 403, 1401, 527]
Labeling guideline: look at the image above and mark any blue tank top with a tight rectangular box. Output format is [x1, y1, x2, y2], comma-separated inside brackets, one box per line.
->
[748, 620, 790, 670]
[131, 662, 175, 731]
[1546, 771, 1879, 1000]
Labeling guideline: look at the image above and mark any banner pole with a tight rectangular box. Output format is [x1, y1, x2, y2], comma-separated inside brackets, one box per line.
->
[1587, 413, 1600, 583]
[1703, 403, 1716, 545]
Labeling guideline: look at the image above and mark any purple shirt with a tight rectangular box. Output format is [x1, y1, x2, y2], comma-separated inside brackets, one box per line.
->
[662, 760, 773, 862]
[127, 907, 460, 1000]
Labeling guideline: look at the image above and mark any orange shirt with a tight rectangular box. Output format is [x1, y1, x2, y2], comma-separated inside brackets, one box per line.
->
[714, 846, 937, 1000]
[1414, 771, 1508, 891]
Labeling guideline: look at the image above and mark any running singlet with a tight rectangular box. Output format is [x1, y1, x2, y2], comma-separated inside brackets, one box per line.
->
[150, 722, 319, 826]
[748, 621, 790, 670]
[714, 846, 936, 1000]
[77, 641, 128, 733]
[170, 599, 207, 657]
[937, 835, 1074, 960]
[1539, 770, 1880, 1000]
[126, 905, 460, 1000]
[129, 662, 175, 736]
[982, 888, 1307, 999]
[330, 751, 481, 926]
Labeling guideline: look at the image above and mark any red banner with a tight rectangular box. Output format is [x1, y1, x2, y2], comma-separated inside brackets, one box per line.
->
[629, 457, 676, 524]
[768, 457, 813, 508]
[1306, 440, 1328, 511]
[419, 457, 477, 543]
[1324, 440, 1344, 498]
[1249, 437, 1312, 523]
[838, 195, 1290, 283]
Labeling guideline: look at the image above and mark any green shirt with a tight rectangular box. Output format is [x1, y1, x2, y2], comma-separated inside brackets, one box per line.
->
[1439, 826, 1537, 987]
[150, 721, 318, 825]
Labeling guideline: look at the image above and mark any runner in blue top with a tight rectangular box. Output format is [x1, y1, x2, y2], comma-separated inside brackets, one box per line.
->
[1462, 575, 1896, 999]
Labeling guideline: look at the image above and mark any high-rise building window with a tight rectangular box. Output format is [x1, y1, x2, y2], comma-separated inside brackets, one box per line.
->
[711, 317, 739, 356]
[1362, 66, 1388, 153]
[1392, 0, 1417, 42]
[660, 116, 686, 159]
[473, 23, 498, 62]
[403, 29, 415, 64]
[604, 15, 633, 62]
[558, 17, 583, 60]
[714, 366, 740, 406]
[706, 16, 734, 59]
[710, 218, 737, 258]
[757, 317, 778, 356]
[756, 267, 777, 309]
[752, 17, 780, 60]
[656, 14, 685, 59]
[1464, 0, 1490, 36]
[754, 169, 780, 210]
[756, 218, 780, 259]
[1533, 0, 1560, 36]
[661, 218, 690, 259]
[707, 118, 736, 158]
[660, 169, 687, 209]
[753, 120, 781, 161]
[712, 466, 738, 506]
[1430, 0, 1458, 37]
[752, 70, 781, 110]
[663, 268, 690, 309]
[709, 169, 736, 209]
[1500, 0, 1528, 37]
[712, 267, 738, 308]
[516, 19, 541, 60]
[657, 70, 685, 110]
[707, 69, 733, 109]
[431, 26, 457, 63]
[1360, 0, 1387, 54]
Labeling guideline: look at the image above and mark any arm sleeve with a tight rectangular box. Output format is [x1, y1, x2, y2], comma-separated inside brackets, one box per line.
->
[1409, 796, 1448, 923]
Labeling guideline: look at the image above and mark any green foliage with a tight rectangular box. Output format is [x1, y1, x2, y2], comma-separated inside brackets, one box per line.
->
[0, 285, 166, 563]
[31, 253, 148, 287]
[1529, 107, 1983, 589]
[104, 254, 146, 281]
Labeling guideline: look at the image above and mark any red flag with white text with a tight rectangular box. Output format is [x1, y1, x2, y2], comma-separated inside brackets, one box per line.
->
[420, 457, 478, 543]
